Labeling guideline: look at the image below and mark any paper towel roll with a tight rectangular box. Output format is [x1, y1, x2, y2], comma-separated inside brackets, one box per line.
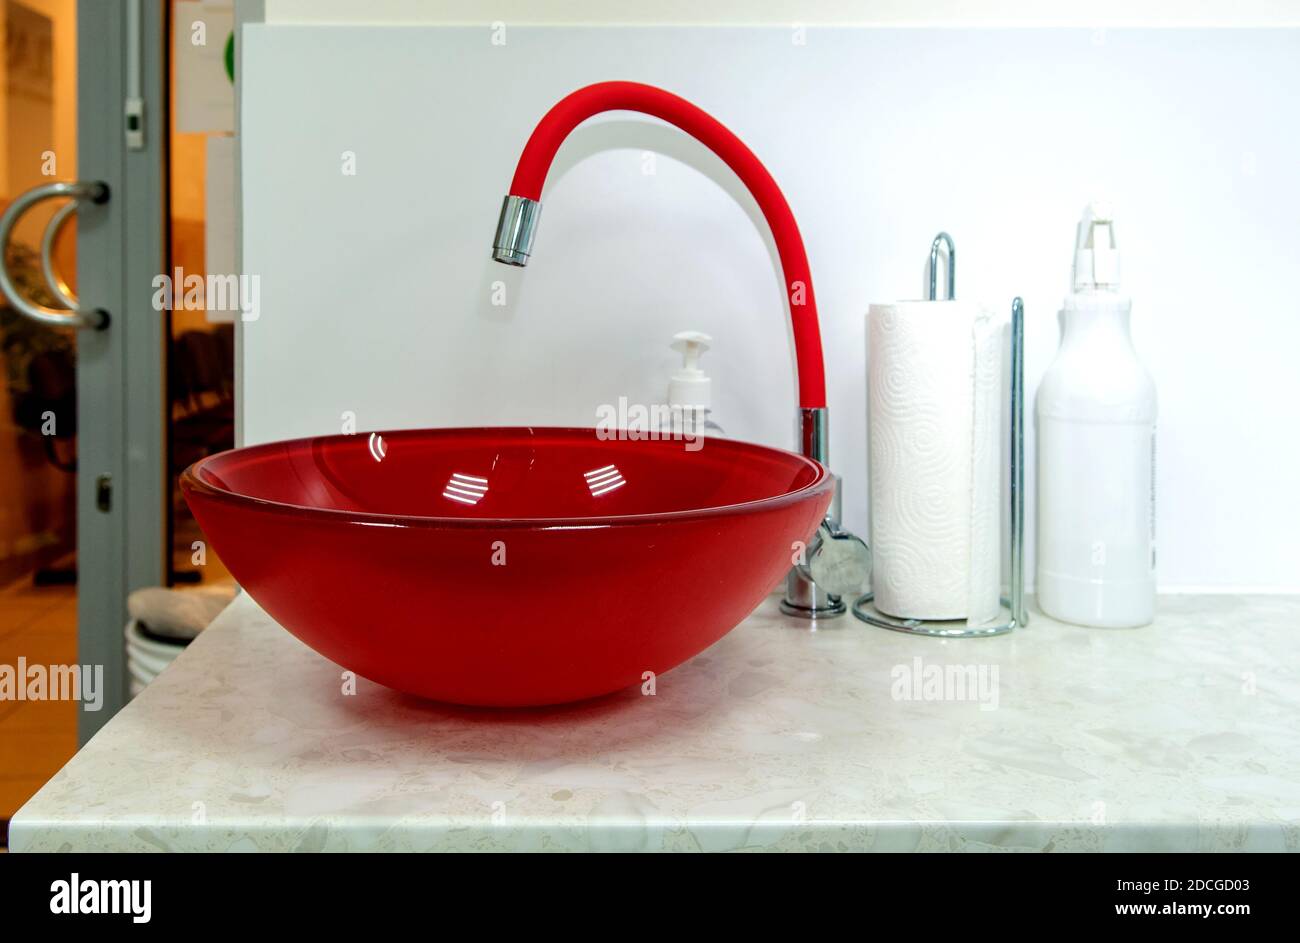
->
[868, 301, 1004, 623]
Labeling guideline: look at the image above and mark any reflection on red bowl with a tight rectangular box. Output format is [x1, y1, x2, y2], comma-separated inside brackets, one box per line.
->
[182, 427, 831, 706]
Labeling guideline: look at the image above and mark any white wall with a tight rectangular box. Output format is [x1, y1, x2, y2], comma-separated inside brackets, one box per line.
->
[239, 24, 1300, 592]
[257, 0, 1300, 27]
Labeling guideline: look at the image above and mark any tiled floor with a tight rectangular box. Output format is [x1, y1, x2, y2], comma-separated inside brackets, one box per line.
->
[0, 578, 79, 842]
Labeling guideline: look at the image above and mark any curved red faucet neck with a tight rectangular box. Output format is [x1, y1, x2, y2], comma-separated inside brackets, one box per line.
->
[508, 81, 827, 410]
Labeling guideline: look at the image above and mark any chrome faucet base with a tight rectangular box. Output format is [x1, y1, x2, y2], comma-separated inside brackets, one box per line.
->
[780, 574, 847, 620]
[779, 601, 847, 619]
[780, 408, 870, 621]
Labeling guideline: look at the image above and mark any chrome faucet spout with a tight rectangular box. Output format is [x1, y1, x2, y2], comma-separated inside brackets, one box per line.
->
[492, 195, 541, 266]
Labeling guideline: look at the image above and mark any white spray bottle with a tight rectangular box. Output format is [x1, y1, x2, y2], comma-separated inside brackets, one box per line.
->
[1036, 202, 1157, 627]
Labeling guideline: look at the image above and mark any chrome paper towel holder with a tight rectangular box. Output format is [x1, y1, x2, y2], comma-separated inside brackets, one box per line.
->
[853, 235, 1027, 637]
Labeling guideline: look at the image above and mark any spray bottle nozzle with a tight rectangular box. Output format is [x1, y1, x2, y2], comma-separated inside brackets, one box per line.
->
[1074, 201, 1121, 291]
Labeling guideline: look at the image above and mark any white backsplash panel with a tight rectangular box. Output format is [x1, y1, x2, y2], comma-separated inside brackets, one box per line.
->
[239, 26, 1300, 591]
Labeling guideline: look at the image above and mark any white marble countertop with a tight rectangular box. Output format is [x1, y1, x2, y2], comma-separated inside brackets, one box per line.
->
[12, 593, 1300, 852]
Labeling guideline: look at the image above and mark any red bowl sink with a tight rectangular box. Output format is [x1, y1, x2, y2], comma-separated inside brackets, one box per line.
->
[182, 427, 832, 706]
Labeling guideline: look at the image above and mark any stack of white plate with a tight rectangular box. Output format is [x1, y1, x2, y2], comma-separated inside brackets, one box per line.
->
[124, 620, 190, 697]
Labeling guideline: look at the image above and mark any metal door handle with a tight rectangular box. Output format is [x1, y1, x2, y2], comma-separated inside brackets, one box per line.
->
[0, 180, 110, 329]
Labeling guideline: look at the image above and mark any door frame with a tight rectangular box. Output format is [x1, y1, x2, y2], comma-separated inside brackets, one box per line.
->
[75, 0, 167, 741]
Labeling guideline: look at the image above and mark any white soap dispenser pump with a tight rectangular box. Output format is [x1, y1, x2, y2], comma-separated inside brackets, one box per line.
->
[1036, 202, 1157, 628]
[665, 331, 717, 440]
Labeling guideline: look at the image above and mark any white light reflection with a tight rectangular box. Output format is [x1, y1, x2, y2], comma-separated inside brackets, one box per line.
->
[584, 464, 626, 497]
[443, 472, 488, 506]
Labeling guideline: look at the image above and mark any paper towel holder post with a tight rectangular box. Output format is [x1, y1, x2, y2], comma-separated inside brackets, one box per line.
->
[852, 294, 1028, 637]
[929, 231, 956, 301]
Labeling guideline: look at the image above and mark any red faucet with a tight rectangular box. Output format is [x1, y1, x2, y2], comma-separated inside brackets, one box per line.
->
[491, 81, 868, 618]
[492, 81, 826, 410]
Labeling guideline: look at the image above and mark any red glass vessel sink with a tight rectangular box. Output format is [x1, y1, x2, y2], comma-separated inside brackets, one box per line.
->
[182, 428, 832, 706]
